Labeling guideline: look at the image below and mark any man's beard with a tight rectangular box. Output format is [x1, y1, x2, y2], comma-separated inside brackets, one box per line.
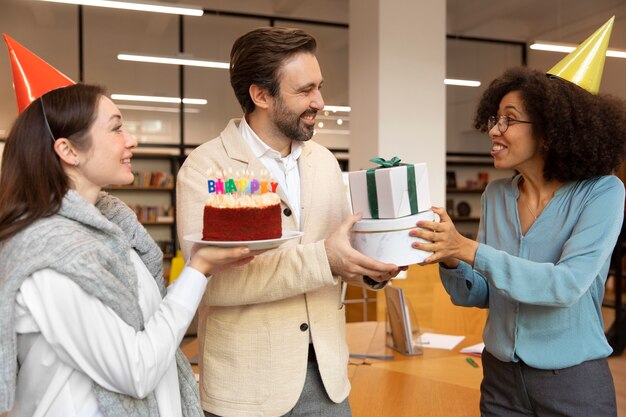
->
[272, 94, 316, 142]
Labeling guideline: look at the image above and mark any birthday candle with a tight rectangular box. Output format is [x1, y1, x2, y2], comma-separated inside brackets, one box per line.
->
[241, 170, 250, 194]
[250, 179, 260, 194]
[206, 168, 214, 194]
[268, 175, 279, 193]
[225, 178, 237, 194]
[215, 178, 225, 194]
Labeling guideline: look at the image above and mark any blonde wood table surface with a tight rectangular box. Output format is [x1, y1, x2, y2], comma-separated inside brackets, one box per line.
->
[346, 321, 483, 417]
[180, 321, 483, 416]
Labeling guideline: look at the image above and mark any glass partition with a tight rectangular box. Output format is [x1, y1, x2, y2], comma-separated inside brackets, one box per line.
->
[0, 4, 524, 158]
[83, 7, 181, 145]
[183, 15, 266, 145]
[446, 38, 524, 154]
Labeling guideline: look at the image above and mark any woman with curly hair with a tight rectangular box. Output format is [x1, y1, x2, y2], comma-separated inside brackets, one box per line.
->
[410, 63, 626, 415]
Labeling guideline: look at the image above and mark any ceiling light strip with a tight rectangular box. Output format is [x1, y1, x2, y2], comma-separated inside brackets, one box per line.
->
[111, 94, 207, 105]
[38, 0, 204, 16]
[117, 55, 483, 90]
[529, 43, 575, 53]
[444, 78, 481, 87]
[530, 42, 626, 58]
[118, 53, 229, 69]
[324, 105, 351, 112]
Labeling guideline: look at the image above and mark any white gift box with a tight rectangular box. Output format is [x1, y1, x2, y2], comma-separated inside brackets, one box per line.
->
[350, 211, 436, 266]
[348, 163, 431, 219]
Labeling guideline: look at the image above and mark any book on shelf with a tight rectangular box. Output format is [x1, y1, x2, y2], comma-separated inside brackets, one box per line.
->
[156, 240, 175, 258]
[132, 171, 174, 188]
[128, 204, 174, 223]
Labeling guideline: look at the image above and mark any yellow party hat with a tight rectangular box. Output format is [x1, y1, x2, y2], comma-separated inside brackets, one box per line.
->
[546, 16, 614, 94]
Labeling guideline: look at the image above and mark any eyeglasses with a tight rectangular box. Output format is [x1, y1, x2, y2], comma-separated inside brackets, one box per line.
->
[487, 115, 532, 133]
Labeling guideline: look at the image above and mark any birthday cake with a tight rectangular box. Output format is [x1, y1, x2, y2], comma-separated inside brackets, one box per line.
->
[202, 170, 282, 241]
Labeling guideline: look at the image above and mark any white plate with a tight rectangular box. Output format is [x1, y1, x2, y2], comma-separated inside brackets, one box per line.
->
[184, 230, 304, 250]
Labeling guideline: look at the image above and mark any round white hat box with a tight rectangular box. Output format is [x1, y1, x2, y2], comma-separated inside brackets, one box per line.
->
[350, 210, 437, 266]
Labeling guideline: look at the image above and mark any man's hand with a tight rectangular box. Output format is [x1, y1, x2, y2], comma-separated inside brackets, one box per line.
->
[325, 213, 402, 284]
[189, 244, 260, 276]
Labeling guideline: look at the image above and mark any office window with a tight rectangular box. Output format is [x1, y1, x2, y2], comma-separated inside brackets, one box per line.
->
[183, 15, 265, 145]
[83, 7, 180, 145]
[446, 38, 523, 154]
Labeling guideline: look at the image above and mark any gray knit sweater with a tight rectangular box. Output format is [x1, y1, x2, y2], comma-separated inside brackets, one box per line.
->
[0, 190, 202, 416]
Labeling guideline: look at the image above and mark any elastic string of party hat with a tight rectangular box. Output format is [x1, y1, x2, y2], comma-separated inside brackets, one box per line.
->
[39, 96, 56, 143]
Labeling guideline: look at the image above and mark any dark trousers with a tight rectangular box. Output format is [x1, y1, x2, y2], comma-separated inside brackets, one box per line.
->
[205, 361, 351, 417]
[480, 350, 617, 417]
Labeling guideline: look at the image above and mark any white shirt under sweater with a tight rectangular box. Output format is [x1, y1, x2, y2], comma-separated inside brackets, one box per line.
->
[239, 116, 302, 230]
[238, 119, 316, 344]
[12, 250, 207, 417]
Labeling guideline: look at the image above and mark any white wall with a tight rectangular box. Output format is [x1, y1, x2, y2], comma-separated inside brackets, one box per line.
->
[349, 0, 447, 205]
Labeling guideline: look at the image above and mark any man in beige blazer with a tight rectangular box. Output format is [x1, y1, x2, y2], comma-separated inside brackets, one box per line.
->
[177, 27, 402, 417]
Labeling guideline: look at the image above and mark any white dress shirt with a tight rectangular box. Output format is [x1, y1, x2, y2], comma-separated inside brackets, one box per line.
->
[239, 116, 303, 229]
[12, 251, 207, 417]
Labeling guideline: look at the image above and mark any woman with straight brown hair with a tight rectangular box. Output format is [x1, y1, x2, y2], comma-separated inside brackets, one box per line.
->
[0, 36, 254, 417]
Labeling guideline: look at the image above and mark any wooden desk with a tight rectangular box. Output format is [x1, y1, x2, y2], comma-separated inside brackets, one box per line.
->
[181, 321, 483, 416]
[346, 321, 482, 417]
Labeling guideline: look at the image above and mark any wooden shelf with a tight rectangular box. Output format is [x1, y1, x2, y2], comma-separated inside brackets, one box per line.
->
[446, 152, 494, 167]
[140, 220, 174, 226]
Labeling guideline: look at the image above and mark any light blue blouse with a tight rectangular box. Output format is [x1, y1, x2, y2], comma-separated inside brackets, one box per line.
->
[440, 174, 624, 369]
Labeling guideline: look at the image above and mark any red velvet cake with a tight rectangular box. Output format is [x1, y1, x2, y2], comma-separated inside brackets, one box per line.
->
[202, 193, 282, 241]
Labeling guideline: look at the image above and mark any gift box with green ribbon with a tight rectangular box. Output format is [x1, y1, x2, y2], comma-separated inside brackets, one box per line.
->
[348, 157, 431, 219]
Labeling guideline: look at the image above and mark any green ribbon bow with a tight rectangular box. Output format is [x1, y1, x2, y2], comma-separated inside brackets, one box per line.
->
[366, 156, 418, 219]
[370, 156, 402, 168]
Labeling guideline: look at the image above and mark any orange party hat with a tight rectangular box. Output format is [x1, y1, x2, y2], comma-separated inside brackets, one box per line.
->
[3, 34, 75, 113]
[546, 17, 614, 94]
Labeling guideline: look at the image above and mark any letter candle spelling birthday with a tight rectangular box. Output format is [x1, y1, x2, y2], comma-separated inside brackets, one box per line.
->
[207, 168, 279, 195]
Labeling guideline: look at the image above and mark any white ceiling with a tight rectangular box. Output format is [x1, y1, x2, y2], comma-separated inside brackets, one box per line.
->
[181, 0, 626, 49]
[447, 0, 626, 49]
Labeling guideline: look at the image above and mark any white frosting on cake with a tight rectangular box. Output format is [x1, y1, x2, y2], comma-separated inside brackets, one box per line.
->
[205, 193, 280, 208]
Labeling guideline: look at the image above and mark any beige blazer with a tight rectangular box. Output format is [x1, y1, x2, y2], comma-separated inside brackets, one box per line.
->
[177, 119, 353, 416]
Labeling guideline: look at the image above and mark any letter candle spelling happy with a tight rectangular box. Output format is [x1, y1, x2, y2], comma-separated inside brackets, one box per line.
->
[207, 168, 279, 196]
[202, 169, 283, 242]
